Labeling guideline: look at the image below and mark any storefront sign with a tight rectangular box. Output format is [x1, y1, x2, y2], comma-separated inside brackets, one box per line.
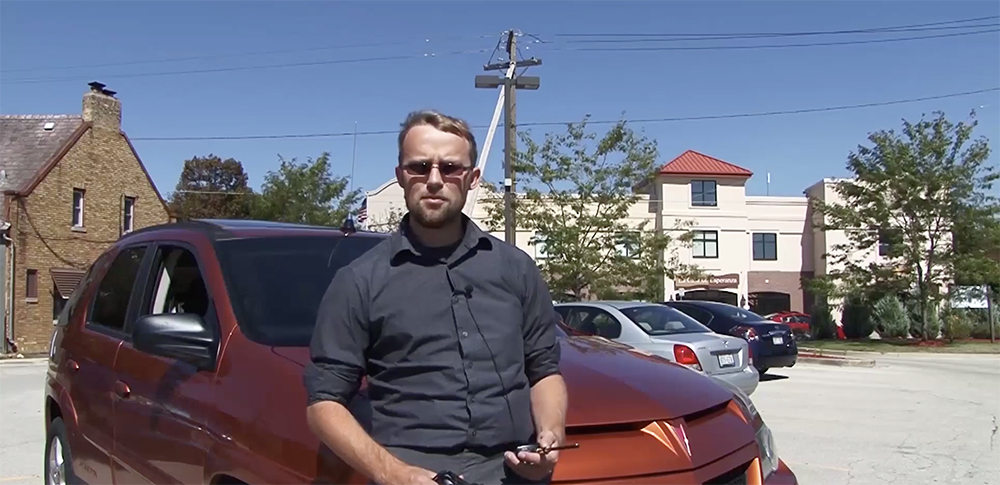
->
[675, 273, 740, 289]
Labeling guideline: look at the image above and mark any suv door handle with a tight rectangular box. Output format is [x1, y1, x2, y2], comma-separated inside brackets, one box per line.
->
[114, 381, 131, 399]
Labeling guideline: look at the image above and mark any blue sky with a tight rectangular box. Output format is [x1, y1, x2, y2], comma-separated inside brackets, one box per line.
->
[2, 1, 998, 199]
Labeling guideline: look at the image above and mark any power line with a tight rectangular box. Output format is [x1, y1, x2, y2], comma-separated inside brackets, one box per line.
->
[6, 17, 995, 84]
[549, 14, 998, 38]
[563, 22, 999, 44]
[0, 33, 498, 74]
[547, 29, 998, 53]
[1, 47, 493, 85]
[129, 86, 1000, 141]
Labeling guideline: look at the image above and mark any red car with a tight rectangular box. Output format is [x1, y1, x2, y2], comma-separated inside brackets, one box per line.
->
[44, 219, 798, 484]
[766, 312, 846, 340]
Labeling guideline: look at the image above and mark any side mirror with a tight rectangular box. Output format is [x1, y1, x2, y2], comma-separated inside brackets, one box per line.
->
[133, 313, 217, 371]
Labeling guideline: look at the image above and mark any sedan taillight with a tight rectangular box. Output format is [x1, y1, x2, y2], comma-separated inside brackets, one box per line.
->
[730, 325, 759, 340]
[673, 344, 702, 372]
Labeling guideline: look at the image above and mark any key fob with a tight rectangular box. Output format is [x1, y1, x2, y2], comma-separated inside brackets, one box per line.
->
[515, 443, 542, 454]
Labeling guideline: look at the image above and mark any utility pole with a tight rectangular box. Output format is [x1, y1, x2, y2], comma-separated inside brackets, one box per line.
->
[475, 29, 541, 245]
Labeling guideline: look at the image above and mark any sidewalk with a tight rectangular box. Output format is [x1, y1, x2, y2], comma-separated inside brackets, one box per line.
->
[0, 356, 47, 366]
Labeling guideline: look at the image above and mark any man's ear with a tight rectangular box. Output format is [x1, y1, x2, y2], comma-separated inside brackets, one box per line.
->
[469, 166, 482, 190]
[395, 165, 404, 188]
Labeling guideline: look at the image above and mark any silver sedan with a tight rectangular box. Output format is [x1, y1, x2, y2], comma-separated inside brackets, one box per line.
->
[554, 300, 759, 396]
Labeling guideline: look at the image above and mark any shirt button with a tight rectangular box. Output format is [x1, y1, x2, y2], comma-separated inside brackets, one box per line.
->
[462, 331, 469, 338]
[472, 430, 478, 436]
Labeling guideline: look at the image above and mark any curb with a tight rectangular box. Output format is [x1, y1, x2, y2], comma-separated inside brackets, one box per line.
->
[798, 355, 877, 368]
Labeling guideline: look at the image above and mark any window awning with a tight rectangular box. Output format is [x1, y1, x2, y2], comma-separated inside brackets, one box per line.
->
[50, 268, 86, 299]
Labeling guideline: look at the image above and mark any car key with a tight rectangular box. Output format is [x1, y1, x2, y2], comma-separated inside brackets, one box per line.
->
[514, 442, 581, 454]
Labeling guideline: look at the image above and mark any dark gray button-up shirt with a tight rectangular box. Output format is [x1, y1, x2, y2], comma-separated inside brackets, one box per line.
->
[304, 214, 562, 451]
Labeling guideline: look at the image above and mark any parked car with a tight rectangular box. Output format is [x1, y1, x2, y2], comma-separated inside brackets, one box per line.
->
[662, 300, 798, 375]
[44, 219, 797, 485]
[554, 301, 759, 396]
[766, 311, 847, 340]
[764, 312, 812, 340]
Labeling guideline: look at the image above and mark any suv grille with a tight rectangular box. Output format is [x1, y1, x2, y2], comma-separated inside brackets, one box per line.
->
[704, 460, 750, 485]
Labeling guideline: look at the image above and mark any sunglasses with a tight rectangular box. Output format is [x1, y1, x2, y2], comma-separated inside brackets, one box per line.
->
[402, 161, 472, 177]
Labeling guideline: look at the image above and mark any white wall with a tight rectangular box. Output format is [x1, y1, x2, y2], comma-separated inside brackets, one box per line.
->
[746, 196, 813, 273]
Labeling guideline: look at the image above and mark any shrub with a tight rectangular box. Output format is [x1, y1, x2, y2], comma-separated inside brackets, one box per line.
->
[809, 302, 837, 340]
[841, 293, 874, 339]
[942, 310, 973, 341]
[968, 308, 1000, 339]
[873, 295, 909, 338]
[905, 299, 942, 339]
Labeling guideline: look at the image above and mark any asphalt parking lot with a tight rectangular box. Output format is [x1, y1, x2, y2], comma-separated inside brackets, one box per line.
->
[2, 353, 999, 484]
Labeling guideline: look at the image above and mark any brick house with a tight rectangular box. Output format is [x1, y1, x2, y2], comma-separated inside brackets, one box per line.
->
[0, 82, 172, 355]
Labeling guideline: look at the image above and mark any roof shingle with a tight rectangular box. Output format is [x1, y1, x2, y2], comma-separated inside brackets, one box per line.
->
[0, 114, 85, 219]
[659, 150, 753, 178]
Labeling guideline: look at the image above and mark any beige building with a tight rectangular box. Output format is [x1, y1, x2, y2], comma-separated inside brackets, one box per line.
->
[364, 149, 882, 316]
[1, 82, 172, 355]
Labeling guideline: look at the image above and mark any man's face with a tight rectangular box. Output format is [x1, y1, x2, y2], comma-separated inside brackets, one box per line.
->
[396, 124, 480, 229]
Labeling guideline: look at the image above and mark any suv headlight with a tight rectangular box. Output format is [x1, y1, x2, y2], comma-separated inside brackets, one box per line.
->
[714, 379, 779, 480]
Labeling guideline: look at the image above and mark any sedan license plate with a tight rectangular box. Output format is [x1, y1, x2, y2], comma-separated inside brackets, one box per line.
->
[717, 353, 736, 368]
[772, 336, 784, 345]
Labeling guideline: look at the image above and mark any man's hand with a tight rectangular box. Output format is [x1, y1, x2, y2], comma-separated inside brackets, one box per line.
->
[503, 430, 561, 481]
[379, 463, 439, 485]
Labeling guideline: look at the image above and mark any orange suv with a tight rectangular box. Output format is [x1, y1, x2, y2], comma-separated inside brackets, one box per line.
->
[43, 219, 798, 485]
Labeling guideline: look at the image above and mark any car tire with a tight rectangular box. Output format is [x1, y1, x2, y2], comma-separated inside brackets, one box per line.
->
[45, 417, 78, 485]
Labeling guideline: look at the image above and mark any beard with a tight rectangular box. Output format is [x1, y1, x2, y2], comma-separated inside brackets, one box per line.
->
[407, 195, 466, 229]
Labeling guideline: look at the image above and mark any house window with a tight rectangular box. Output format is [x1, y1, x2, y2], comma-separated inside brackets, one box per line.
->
[123, 196, 135, 234]
[753, 233, 778, 261]
[692, 230, 719, 259]
[72, 188, 85, 228]
[691, 180, 717, 207]
[878, 228, 899, 256]
[26, 269, 38, 301]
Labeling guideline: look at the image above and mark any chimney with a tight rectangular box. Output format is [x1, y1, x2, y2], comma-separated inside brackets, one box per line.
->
[82, 81, 122, 131]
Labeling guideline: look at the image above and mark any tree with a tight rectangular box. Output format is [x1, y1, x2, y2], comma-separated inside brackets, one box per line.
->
[812, 111, 997, 340]
[252, 152, 362, 226]
[168, 154, 254, 220]
[365, 206, 406, 233]
[482, 116, 699, 301]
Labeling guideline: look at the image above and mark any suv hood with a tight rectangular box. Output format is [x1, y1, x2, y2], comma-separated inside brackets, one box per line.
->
[273, 335, 734, 427]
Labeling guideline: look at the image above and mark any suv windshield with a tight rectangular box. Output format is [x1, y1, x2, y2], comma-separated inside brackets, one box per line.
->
[214, 234, 384, 346]
[620, 304, 711, 335]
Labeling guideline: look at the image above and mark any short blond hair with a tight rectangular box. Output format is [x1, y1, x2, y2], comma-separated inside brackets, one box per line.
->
[397, 110, 478, 166]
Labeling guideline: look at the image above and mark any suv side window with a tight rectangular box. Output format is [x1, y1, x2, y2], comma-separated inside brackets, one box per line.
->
[89, 246, 147, 333]
[144, 245, 211, 318]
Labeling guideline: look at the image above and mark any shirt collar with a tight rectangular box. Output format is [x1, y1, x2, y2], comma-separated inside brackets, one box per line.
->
[390, 212, 492, 261]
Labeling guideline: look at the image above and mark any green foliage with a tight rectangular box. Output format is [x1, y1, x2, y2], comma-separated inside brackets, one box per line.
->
[168, 154, 254, 220]
[841, 293, 875, 339]
[251, 152, 361, 227]
[904, 298, 941, 339]
[481, 116, 700, 301]
[872, 295, 909, 338]
[941, 307, 973, 341]
[809, 301, 837, 340]
[811, 111, 997, 339]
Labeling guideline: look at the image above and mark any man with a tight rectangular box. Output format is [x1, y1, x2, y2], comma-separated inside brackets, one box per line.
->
[304, 110, 568, 485]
